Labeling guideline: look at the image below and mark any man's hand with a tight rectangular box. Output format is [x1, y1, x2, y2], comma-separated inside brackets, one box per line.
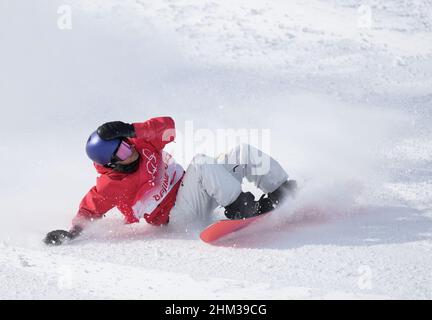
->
[97, 121, 135, 140]
[44, 225, 83, 246]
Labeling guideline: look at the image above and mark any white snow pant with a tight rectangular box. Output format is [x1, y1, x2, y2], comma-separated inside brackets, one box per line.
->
[170, 143, 289, 223]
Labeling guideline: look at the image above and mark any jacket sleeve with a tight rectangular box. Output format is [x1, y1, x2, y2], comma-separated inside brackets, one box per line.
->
[72, 181, 117, 228]
[132, 117, 176, 150]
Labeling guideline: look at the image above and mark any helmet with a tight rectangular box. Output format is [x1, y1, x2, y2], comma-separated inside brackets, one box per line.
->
[85, 131, 121, 165]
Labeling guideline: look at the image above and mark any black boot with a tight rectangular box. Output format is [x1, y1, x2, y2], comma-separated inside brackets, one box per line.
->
[268, 179, 297, 207]
[224, 192, 260, 220]
[224, 192, 276, 220]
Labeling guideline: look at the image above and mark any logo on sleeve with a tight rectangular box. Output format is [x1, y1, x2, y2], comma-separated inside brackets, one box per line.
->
[142, 148, 158, 175]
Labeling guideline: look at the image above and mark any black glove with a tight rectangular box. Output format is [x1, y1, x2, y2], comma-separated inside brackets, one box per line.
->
[97, 121, 135, 141]
[44, 225, 83, 246]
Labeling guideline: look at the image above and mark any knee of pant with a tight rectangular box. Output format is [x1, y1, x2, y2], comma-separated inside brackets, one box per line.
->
[191, 154, 214, 167]
[190, 154, 215, 178]
[233, 143, 260, 155]
[227, 143, 248, 159]
[234, 143, 249, 153]
[228, 143, 256, 164]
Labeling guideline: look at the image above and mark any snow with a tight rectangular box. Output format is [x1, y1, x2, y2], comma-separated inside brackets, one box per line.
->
[0, 0, 431, 299]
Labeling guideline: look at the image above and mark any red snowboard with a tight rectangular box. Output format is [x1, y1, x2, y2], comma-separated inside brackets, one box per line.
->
[200, 212, 271, 243]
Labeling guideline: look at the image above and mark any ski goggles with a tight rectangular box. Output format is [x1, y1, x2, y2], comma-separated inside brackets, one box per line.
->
[111, 140, 134, 163]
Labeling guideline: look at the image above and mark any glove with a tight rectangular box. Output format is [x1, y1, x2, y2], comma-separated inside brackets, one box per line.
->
[44, 225, 83, 246]
[97, 121, 135, 141]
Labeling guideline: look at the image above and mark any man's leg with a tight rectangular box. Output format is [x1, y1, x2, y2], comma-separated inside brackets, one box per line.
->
[219, 143, 289, 193]
[170, 153, 242, 223]
[219, 143, 295, 218]
[171, 145, 291, 223]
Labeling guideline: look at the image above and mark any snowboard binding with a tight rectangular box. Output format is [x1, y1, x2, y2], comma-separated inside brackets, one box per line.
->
[224, 180, 297, 220]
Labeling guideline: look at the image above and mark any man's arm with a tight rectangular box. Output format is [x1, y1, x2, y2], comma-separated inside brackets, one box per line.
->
[72, 185, 117, 227]
[132, 116, 176, 150]
[44, 182, 116, 246]
[96, 117, 176, 151]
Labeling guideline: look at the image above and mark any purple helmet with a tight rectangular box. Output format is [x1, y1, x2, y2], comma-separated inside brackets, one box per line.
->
[85, 131, 121, 165]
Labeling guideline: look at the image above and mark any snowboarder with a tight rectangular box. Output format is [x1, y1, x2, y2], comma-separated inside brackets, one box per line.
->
[44, 117, 296, 245]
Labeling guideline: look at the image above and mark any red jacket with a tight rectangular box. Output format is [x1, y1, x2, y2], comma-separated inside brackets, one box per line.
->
[73, 117, 184, 228]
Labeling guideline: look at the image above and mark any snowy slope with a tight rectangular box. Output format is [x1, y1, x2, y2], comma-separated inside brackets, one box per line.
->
[0, 0, 431, 299]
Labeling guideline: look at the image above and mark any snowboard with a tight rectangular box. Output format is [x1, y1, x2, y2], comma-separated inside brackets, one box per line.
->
[200, 212, 271, 243]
